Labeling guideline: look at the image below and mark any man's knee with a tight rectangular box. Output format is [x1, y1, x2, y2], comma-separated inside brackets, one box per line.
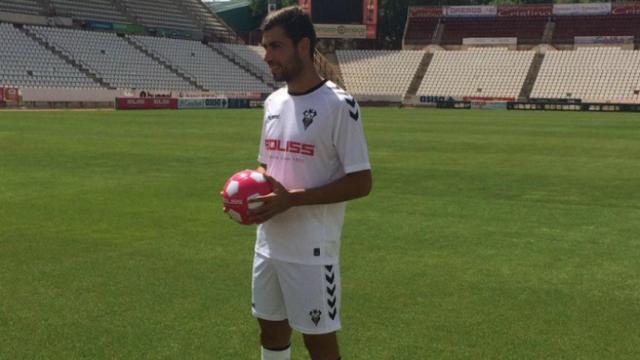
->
[303, 332, 340, 360]
[258, 319, 292, 349]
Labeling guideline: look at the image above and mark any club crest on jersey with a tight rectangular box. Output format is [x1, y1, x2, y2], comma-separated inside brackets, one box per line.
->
[302, 109, 317, 130]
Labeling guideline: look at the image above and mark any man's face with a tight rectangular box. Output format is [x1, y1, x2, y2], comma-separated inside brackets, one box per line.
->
[261, 26, 305, 82]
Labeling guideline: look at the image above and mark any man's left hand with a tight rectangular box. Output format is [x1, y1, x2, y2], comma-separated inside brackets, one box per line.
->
[248, 175, 294, 224]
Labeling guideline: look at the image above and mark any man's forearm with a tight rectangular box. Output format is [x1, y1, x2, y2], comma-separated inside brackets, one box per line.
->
[289, 170, 372, 207]
[248, 167, 372, 223]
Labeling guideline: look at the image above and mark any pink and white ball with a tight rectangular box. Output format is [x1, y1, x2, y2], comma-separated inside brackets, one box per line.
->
[222, 170, 273, 225]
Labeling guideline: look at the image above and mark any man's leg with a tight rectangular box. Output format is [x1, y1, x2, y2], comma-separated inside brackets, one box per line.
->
[258, 318, 292, 349]
[275, 259, 342, 360]
[253, 253, 291, 359]
[258, 318, 292, 360]
[303, 332, 340, 360]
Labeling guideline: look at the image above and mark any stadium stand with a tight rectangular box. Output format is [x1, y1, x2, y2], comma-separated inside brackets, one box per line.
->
[3, 1, 640, 109]
[552, 15, 640, 44]
[440, 17, 548, 45]
[416, 48, 535, 99]
[27, 26, 197, 91]
[404, 17, 440, 45]
[531, 47, 640, 104]
[0, 0, 45, 16]
[49, 0, 129, 23]
[211, 42, 282, 88]
[122, 0, 199, 32]
[215, 43, 270, 79]
[337, 50, 425, 100]
[130, 35, 272, 93]
[0, 23, 100, 89]
[0, 1, 342, 101]
[181, 0, 238, 42]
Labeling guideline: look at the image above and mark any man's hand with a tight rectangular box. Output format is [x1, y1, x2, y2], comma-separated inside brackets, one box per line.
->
[248, 175, 293, 224]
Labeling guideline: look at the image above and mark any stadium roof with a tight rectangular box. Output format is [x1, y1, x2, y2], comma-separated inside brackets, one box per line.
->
[204, 0, 251, 13]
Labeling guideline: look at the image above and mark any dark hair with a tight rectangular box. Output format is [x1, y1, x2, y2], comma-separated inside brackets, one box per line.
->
[261, 6, 316, 60]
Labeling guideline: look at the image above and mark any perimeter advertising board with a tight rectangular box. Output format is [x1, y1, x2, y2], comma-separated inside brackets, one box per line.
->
[116, 97, 178, 110]
[553, 3, 611, 16]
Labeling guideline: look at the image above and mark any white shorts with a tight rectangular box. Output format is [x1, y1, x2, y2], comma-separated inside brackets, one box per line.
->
[251, 252, 342, 335]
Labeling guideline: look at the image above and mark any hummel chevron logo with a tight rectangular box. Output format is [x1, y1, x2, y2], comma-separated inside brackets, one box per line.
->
[324, 264, 337, 321]
[345, 97, 356, 108]
[328, 297, 337, 308]
[345, 97, 359, 121]
[349, 109, 359, 121]
[325, 273, 335, 283]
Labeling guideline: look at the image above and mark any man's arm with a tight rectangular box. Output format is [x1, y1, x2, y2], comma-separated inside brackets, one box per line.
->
[249, 169, 372, 224]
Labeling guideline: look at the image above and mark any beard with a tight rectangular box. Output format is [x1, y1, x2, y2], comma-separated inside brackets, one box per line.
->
[269, 53, 304, 82]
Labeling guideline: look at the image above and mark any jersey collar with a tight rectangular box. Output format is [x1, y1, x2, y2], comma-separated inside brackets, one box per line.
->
[287, 79, 328, 97]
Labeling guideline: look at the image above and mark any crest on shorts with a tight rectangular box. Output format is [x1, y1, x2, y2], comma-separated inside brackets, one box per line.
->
[302, 109, 317, 130]
[309, 309, 322, 326]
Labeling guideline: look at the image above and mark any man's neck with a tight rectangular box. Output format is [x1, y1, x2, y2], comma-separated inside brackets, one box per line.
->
[287, 67, 323, 95]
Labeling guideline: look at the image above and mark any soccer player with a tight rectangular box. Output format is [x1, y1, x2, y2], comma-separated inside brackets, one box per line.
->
[248, 6, 372, 360]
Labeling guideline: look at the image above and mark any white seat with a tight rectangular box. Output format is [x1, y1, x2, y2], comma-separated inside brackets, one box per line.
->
[417, 48, 535, 99]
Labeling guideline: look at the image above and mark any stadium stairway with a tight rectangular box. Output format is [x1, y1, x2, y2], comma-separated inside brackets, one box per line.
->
[19, 26, 111, 89]
[432, 21, 444, 45]
[208, 43, 278, 90]
[315, 50, 345, 89]
[404, 52, 433, 102]
[322, 52, 344, 87]
[124, 35, 206, 91]
[519, 52, 545, 100]
[542, 21, 555, 44]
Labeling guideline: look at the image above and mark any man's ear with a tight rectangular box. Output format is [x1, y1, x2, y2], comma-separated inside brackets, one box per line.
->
[298, 37, 311, 60]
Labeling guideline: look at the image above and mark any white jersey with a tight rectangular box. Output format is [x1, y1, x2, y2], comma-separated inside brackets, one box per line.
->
[256, 80, 371, 265]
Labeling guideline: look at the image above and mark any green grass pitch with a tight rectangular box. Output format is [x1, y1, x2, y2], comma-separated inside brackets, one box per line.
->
[1, 108, 639, 359]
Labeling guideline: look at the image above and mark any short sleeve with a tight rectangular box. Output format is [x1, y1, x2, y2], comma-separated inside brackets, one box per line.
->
[332, 96, 371, 174]
[258, 100, 269, 165]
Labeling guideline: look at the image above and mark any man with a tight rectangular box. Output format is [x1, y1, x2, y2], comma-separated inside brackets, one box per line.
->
[248, 6, 372, 360]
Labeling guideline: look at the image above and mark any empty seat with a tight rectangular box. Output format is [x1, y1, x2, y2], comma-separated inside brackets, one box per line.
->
[0, 23, 100, 89]
[441, 17, 547, 45]
[337, 50, 425, 100]
[131, 35, 272, 93]
[27, 26, 197, 91]
[405, 17, 440, 44]
[553, 15, 640, 44]
[49, 0, 128, 22]
[531, 47, 640, 103]
[123, 0, 198, 32]
[417, 47, 535, 99]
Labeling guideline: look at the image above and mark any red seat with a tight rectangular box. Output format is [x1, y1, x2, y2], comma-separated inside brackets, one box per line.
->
[553, 15, 640, 44]
[405, 17, 440, 44]
[440, 17, 547, 45]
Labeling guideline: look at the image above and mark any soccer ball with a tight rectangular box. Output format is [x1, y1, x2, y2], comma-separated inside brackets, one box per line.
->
[222, 170, 273, 225]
